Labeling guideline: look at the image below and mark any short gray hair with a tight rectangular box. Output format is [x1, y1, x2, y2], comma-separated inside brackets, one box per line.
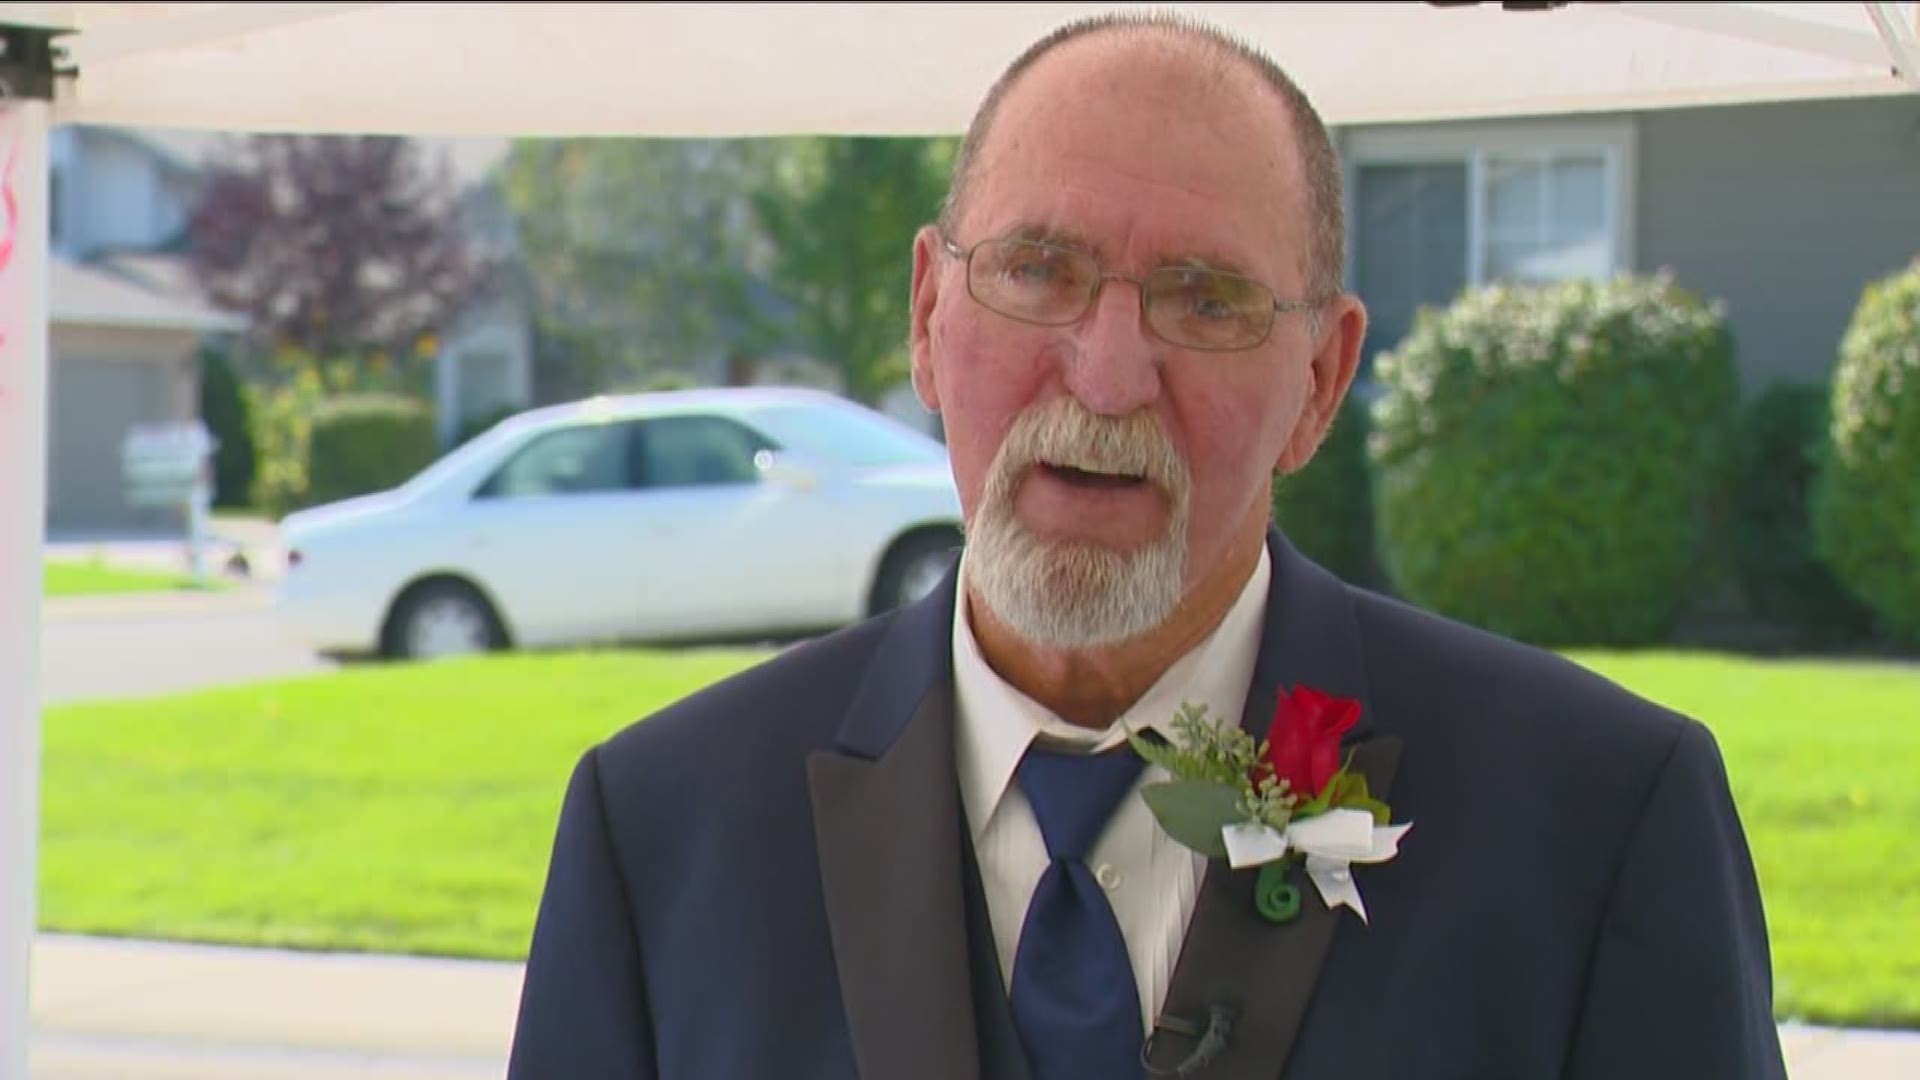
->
[938, 9, 1346, 303]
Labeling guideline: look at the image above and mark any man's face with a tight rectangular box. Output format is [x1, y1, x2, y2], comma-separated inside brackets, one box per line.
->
[911, 39, 1361, 646]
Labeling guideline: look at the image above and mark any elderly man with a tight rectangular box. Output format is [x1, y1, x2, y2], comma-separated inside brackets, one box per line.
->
[508, 11, 1786, 1079]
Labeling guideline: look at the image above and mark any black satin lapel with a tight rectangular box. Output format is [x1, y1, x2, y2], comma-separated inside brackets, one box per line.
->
[809, 691, 981, 1080]
[1243, 528, 1378, 746]
[1146, 737, 1404, 1080]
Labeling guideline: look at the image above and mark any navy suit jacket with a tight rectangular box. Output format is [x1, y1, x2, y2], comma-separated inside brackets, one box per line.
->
[507, 528, 1787, 1079]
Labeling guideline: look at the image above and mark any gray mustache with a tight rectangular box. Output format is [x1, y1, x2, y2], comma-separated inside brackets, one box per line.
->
[993, 400, 1189, 494]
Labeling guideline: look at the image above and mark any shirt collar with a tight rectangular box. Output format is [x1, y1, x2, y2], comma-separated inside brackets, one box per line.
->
[951, 543, 1273, 841]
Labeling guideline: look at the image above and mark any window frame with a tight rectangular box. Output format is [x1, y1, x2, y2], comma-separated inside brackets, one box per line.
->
[1339, 117, 1638, 293]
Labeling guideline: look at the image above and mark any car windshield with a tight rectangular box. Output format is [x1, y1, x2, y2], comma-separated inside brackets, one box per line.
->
[742, 402, 948, 469]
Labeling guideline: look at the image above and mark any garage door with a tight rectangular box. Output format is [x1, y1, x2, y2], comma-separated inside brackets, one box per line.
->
[48, 356, 181, 535]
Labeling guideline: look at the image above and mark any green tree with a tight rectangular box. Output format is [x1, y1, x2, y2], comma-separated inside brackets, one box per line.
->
[197, 345, 256, 510]
[498, 138, 774, 396]
[749, 137, 957, 404]
[247, 366, 324, 518]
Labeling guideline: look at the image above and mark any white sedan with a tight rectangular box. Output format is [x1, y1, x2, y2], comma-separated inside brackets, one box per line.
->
[274, 387, 965, 660]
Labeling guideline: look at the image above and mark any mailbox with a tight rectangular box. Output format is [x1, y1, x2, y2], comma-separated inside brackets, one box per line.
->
[121, 421, 219, 581]
[122, 422, 216, 509]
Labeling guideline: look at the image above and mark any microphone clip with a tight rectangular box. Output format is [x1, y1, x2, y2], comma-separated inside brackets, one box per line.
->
[1142, 1003, 1235, 1077]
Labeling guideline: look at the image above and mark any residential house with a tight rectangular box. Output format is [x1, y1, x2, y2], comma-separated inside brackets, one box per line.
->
[48, 126, 541, 526]
[46, 126, 240, 536]
[1338, 92, 1920, 390]
[431, 157, 537, 448]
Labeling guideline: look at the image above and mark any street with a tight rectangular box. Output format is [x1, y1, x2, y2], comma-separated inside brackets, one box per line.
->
[39, 586, 335, 705]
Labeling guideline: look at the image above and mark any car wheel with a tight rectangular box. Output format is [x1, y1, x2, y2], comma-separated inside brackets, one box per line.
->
[871, 530, 962, 615]
[384, 579, 506, 661]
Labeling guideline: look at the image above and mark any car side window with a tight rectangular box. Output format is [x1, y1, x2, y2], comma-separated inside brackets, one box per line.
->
[476, 421, 637, 499]
[635, 415, 774, 490]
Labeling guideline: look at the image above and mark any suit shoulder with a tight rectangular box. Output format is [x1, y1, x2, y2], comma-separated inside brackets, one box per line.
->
[1346, 585, 1698, 759]
[1332, 582, 1751, 914]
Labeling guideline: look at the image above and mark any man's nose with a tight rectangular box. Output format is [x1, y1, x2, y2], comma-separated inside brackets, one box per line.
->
[1062, 276, 1162, 417]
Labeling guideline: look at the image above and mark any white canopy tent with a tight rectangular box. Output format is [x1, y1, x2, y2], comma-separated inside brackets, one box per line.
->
[7, 2, 1919, 135]
[0, 2, 1914, 1074]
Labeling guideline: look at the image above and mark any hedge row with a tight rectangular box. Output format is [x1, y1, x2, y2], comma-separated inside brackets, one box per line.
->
[1273, 261, 1920, 649]
[248, 371, 437, 516]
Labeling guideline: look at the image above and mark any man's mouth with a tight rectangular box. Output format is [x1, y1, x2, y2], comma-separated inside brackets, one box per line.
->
[1037, 462, 1149, 490]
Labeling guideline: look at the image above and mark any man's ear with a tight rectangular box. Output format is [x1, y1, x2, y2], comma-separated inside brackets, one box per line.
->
[909, 225, 946, 413]
[1276, 295, 1367, 475]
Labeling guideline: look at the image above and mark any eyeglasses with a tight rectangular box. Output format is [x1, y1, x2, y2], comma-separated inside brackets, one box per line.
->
[941, 236, 1319, 351]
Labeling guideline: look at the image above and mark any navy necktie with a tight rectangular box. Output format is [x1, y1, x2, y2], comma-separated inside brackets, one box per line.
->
[1008, 743, 1147, 1080]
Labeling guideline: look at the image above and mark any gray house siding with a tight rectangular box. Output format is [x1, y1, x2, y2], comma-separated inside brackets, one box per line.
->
[1635, 94, 1920, 389]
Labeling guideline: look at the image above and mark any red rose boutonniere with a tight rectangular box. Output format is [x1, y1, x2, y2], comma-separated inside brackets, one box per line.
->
[1129, 684, 1411, 924]
[1266, 685, 1360, 800]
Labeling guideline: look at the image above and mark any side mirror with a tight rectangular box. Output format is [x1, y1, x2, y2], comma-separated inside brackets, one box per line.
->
[755, 450, 817, 493]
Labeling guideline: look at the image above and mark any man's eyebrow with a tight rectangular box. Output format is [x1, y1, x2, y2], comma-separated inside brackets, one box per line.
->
[1002, 222, 1101, 252]
[997, 222, 1258, 278]
[1154, 249, 1253, 278]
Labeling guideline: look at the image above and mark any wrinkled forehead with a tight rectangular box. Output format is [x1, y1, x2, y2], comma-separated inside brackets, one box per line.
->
[959, 35, 1311, 287]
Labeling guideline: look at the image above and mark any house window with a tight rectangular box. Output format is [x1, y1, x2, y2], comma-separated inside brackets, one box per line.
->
[1345, 120, 1634, 372]
[1481, 152, 1611, 284]
[1353, 162, 1470, 373]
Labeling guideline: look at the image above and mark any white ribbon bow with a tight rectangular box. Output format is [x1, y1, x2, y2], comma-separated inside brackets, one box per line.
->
[1221, 808, 1412, 924]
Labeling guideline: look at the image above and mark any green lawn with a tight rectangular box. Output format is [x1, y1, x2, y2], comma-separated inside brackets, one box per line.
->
[1569, 651, 1920, 1029]
[44, 560, 205, 597]
[38, 649, 766, 961]
[36, 648, 1920, 1028]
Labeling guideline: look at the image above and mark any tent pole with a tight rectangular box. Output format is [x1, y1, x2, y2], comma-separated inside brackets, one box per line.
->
[0, 22, 53, 1080]
[1864, 2, 1920, 88]
[1617, 1, 1898, 67]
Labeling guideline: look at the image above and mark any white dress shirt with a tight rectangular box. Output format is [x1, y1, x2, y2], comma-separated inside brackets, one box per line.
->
[950, 544, 1272, 1033]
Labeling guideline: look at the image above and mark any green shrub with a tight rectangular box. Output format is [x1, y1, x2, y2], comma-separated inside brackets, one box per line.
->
[1272, 390, 1378, 587]
[197, 346, 256, 510]
[248, 377, 437, 517]
[247, 368, 323, 519]
[1369, 274, 1739, 647]
[307, 393, 438, 507]
[1813, 260, 1920, 644]
[1730, 382, 1873, 641]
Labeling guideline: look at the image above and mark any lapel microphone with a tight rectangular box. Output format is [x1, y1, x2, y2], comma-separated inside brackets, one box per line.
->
[1141, 1004, 1235, 1077]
